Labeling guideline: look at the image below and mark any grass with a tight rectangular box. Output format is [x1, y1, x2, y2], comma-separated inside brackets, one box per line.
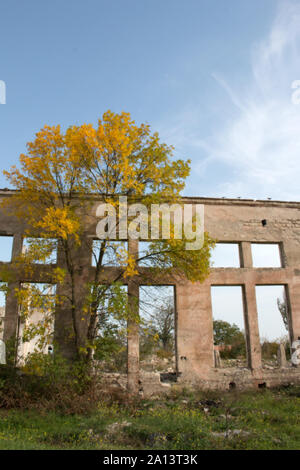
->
[0, 386, 300, 450]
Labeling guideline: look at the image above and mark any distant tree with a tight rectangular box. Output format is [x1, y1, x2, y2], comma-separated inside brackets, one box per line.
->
[277, 292, 289, 332]
[213, 319, 246, 359]
[213, 320, 242, 345]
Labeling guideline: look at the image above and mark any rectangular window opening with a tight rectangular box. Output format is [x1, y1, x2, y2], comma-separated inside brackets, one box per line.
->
[210, 243, 241, 268]
[92, 240, 128, 267]
[211, 285, 247, 368]
[138, 241, 154, 267]
[255, 285, 291, 368]
[22, 238, 57, 264]
[93, 284, 128, 372]
[139, 285, 176, 380]
[0, 235, 13, 263]
[17, 283, 56, 364]
[251, 243, 282, 268]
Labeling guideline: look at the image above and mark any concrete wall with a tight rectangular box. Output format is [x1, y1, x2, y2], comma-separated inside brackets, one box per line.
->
[2, 190, 300, 390]
[175, 197, 300, 386]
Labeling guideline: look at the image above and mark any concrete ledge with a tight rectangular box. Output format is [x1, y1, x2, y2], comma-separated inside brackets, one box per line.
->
[98, 367, 300, 396]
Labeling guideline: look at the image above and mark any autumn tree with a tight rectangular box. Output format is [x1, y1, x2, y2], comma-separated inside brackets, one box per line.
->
[2, 111, 214, 366]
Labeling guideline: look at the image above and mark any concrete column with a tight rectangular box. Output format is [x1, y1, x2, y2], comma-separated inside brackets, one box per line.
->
[176, 281, 214, 382]
[127, 239, 140, 394]
[11, 232, 23, 259]
[214, 349, 221, 368]
[240, 242, 253, 268]
[277, 343, 287, 368]
[242, 283, 262, 370]
[53, 283, 78, 360]
[53, 239, 75, 359]
[53, 235, 93, 360]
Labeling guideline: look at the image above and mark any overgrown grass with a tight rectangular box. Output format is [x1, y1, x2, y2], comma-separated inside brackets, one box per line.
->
[0, 386, 300, 450]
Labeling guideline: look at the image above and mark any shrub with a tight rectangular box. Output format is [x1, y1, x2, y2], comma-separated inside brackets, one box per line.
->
[156, 349, 173, 360]
[261, 341, 278, 360]
[0, 352, 104, 414]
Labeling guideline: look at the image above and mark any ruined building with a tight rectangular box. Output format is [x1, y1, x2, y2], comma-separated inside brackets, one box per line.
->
[1, 189, 300, 394]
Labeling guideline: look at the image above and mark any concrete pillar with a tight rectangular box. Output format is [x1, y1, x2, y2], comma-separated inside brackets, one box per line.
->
[53, 283, 78, 360]
[127, 239, 140, 394]
[53, 239, 75, 359]
[176, 281, 214, 381]
[240, 242, 253, 268]
[53, 235, 93, 360]
[277, 343, 287, 368]
[214, 349, 221, 368]
[242, 283, 262, 370]
[11, 233, 23, 259]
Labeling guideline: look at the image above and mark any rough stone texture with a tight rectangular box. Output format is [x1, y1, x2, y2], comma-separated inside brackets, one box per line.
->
[99, 371, 171, 398]
[2, 191, 300, 390]
[214, 350, 221, 368]
[127, 239, 140, 395]
[277, 344, 288, 368]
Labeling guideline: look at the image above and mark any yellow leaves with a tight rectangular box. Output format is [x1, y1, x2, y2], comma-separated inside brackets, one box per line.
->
[3, 110, 191, 217]
[53, 267, 66, 284]
[123, 253, 138, 278]
[27, 125, 64, 157]
[153, 332, 160, 343]
[37, 206, 80, 242]
[0, 110, 213, 357]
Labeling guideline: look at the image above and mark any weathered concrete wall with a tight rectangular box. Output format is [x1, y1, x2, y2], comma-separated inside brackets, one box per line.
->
[174, 198, 300, 387]
[2, 191, 300, 390]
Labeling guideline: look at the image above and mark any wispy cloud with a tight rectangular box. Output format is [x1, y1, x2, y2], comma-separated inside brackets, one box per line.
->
[158, 0, 300, 200]
[211, 72, 247, 113]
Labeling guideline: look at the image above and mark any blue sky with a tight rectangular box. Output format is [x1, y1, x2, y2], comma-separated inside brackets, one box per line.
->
[2, 0, 299, 200]
[0, 0, 298, 341]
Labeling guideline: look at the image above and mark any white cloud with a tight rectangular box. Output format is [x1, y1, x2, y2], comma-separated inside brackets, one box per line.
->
[212, 1, 300, 200]
[158, 0, 300, 200]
